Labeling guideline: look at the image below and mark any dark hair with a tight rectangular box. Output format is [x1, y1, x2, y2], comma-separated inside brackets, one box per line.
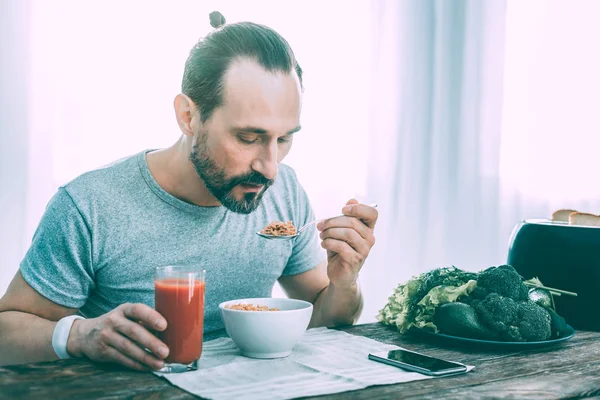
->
[182, 11, 303, 123]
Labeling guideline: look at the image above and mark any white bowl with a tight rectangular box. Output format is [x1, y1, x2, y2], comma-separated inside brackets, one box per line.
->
[218, 297, 313, 359]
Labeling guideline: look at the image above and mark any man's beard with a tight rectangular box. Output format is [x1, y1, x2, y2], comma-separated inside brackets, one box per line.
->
[189, 135, 274, 214]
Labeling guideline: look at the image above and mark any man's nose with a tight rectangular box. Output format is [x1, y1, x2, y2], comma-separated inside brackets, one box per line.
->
[251, 145, 279, 181]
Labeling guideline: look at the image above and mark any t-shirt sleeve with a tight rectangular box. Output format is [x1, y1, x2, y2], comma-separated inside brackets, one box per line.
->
[19, 187, 95, 308]
[281, 179, 326, 277]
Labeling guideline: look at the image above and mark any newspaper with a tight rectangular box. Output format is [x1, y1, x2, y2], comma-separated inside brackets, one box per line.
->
[155, 327, 474, 400]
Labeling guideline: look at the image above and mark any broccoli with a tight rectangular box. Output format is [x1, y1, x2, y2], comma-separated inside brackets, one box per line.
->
[419, 267, 478, 295]
[474, 265, 529, 301]
[516, 301, 552, 342]
[474, 293, 552, 342]
[474, 293, 519, 335]
[458, 295, 480, 309]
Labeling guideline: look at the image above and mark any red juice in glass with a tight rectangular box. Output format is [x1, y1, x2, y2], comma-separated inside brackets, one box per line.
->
[154, 266, 205, 373]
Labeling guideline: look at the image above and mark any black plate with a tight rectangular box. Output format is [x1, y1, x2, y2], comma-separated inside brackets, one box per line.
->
[409, 325, 575, 349]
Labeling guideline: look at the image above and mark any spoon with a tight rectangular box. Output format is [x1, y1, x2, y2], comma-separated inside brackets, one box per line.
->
[256, 203, 378, 240]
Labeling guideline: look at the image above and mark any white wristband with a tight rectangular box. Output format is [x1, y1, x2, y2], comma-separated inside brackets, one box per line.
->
[52, 315, 85, 359]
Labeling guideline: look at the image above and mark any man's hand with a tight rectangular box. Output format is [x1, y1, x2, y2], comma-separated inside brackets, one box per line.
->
[317, 199, 378, 288]
[67, 303, 169, 371]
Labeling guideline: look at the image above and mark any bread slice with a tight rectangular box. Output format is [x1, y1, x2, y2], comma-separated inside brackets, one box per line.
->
[552, 209, 578, 222]
[569, 212, 600, 227]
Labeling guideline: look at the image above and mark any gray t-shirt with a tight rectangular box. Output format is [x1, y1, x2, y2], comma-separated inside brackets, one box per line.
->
[20, 150, 324, 332]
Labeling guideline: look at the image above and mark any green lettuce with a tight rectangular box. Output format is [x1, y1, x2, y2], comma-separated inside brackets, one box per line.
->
[376, 267, 477, 333]
[411, 280, 477, 332]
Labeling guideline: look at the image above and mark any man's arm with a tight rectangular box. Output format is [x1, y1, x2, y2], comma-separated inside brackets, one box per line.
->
[0, 272, 169, 370]
[279, 200, 377, 327]
[278, 262, 363, 327]
[0, 271, 77, 365]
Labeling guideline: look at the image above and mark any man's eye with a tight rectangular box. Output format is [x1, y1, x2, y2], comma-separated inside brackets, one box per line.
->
[238, 135, 258, 144]
[278, 136, 292, 144]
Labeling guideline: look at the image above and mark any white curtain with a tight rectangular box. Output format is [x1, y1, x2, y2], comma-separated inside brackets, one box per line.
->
[0, 1, 31, 295]
[499, 0, 600, 215]
[360, 0, 508, 321]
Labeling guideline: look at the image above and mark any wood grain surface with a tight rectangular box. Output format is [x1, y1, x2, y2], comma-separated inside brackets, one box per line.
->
[2, 323, 598, 400]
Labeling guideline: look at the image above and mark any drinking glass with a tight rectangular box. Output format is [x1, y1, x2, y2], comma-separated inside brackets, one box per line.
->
[154, 265, 206, 373]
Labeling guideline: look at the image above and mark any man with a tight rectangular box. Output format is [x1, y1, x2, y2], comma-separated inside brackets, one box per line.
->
[0, 16, 377, 371]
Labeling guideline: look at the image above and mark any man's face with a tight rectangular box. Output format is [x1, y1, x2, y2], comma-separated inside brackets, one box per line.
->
[189, 134, 274, 213]
[189, 59, 302, 214]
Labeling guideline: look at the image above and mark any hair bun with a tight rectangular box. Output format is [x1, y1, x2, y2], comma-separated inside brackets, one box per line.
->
[209, 11, 226, 28]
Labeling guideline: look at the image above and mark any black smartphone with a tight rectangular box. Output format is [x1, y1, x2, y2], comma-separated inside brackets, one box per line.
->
[368, 349, 468, 376]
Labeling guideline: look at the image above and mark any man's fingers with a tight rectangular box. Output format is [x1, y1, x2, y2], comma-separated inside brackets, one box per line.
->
[319, 227, 371, 256]
[120, 303, 167, 331]
[100, 344, 151, 372]
[105, 330, 165, 370]
[341, 203, 378, 230]
[114, 318, 169, 360]
[318, 217, 373, 242]
[321, 238, 365, 266]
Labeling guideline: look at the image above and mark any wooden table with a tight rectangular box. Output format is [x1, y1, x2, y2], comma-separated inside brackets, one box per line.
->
[2, 323, 599, 399]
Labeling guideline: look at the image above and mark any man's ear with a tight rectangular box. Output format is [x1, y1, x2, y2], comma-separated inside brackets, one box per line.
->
[174, 94, 198, 137]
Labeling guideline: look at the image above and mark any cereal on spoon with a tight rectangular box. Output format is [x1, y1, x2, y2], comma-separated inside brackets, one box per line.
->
[260, 221, 297, 236]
